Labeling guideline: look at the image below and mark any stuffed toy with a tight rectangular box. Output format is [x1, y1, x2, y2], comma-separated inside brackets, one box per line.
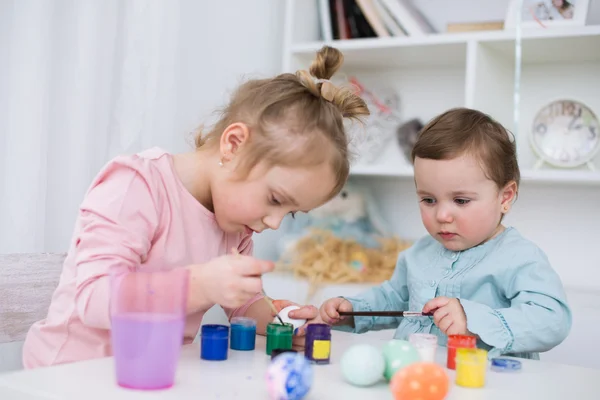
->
[276, 181, 412, 295]
[277, 180, 388, 259]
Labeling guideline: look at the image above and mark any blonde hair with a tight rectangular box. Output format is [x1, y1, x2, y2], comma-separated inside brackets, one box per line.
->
[195, 45, 370, 198]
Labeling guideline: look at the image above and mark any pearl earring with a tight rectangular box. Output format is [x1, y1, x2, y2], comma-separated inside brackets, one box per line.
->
[218, 160, 224, 167]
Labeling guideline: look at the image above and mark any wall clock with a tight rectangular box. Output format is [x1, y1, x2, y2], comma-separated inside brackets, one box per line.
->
[531, 99, 600, 170]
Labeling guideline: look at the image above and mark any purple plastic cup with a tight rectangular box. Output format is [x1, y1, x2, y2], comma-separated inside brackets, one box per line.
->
[110, 267, 189, 390]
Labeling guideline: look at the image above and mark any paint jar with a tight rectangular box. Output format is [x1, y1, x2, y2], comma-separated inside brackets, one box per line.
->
[266, 322, 293, 356]
[491, 358, 522, 373]
[271, 348, 298, 360]
[446, 334, 476, 370]
[304, 324, 331, 364]
[408, 333, 438, 362]
[230, 317, 256, 351]
[201, 324, 229, 361]
[455, 348, 488, 388]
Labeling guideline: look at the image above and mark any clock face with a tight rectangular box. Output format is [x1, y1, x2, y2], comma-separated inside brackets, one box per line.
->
[532, 100, 600, 167]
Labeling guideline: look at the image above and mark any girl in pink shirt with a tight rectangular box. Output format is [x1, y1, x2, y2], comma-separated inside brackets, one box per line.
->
[22, 45, 370, 368]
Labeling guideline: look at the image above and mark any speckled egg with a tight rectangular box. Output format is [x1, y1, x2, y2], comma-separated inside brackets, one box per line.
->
[274, 305, 307, 331]
[390, 362, 450, 400]
[382, 340, 421, 381]
[265, 352, 313, 400]
[340, 344, 385, 387]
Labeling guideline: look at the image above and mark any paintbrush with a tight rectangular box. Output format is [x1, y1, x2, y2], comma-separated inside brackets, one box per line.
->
[338, 311, 433, 317]
[231, 248, 285, 325]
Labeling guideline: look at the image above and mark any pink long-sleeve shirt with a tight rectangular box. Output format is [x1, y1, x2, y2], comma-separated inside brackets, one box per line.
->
[22, 147, 261, 369]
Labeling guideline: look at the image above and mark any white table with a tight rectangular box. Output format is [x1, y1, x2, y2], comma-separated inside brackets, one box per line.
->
[0, 331, 599, 399]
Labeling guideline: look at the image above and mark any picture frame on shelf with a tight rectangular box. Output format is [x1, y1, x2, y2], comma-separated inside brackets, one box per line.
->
[504, 0, 590, 29]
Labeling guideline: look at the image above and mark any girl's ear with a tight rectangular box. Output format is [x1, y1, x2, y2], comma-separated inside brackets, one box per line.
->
[219, 123, 251, 162]
[500, 180, 518, 213]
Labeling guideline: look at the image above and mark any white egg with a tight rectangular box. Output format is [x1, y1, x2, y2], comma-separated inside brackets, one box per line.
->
[340, 344, 385, 387]
[274, 305, 306, 331]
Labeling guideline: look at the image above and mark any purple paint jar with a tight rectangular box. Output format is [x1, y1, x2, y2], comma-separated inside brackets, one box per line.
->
[304, 324, 331, 364]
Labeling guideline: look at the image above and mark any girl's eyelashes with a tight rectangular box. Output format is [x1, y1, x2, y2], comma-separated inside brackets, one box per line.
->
[269, 195, 281, 206]
[270, 194, 296, 218]
[454, 198, 471, 205]
[420, 198, 436, 205]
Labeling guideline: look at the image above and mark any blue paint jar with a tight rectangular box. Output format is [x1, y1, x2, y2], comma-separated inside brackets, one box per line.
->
[201, 324, 229, 361]
[230, 317, 256, 351]
[304, 324, 331, 364]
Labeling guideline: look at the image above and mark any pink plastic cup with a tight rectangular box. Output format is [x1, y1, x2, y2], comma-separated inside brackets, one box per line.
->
[110, 267, 189, 390]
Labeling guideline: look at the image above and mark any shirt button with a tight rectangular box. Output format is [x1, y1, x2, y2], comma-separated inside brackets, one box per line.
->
[429, 280, 436, 287]
[444, 269, 451, 276]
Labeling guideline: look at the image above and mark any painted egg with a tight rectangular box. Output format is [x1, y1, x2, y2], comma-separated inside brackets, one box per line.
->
[382, 340, 421, 381]
[340, 344, 385, 387]
[265, 352, 313, 400]
[390, 362, 450, 400]
[274, 305, 307, 331]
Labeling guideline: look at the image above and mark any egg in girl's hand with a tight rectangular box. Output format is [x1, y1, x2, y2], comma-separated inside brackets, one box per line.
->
[340, 344, 385, 387]
[274, 305, 307, 331]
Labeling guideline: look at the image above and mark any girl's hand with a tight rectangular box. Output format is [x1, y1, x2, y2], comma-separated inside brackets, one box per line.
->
[187, 255, 274, 312]
[319, 297, 353, 325]
[272, 300, 319, 349]
[422, 296, 470, 336]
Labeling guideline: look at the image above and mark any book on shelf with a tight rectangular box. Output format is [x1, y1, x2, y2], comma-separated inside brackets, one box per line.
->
[317, 0, 436, 40]
[446, 21, 504, 33]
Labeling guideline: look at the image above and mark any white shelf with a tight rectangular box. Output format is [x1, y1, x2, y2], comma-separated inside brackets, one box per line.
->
[350, 163, 414, 178]
[278, 0, 600, 296]
[520, 169, 600, 185]
[350, 163, 600, 186]
[289, 25, 600, 68]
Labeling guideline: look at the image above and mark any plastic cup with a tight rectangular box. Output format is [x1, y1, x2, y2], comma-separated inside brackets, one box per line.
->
[110, 267, 188, 390]
[408, 333, 438, 362]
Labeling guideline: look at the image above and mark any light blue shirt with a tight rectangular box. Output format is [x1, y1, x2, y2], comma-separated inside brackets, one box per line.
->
[336, 227, 572, 360]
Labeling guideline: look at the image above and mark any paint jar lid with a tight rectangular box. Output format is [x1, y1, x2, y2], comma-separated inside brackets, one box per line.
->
[447, 334, 477, 348]
[271, 348, 298, 360]
[491, 358, 522, 372]
[306, 323, 331, 337]
[267, 322, 293, 335]
[230, 317, 257, 327]
[409, 333, 438, 347]
[202, 324, 229, 339]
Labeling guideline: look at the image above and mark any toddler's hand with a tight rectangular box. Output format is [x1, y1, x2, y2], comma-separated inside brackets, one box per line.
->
[188, 255, 274, 310]
[319, 297, 353, 325]
[422, 297, 469, 336]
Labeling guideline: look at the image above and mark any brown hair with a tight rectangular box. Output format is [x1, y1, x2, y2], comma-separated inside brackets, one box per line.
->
[195, 46, 370, 199]
[411, 107, 520, 190]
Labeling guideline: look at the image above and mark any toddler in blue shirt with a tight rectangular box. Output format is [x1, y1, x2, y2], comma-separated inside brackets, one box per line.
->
[315, 107, 572, 359]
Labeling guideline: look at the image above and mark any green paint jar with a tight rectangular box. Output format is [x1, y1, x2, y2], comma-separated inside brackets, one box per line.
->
[266, 322, 293, 355]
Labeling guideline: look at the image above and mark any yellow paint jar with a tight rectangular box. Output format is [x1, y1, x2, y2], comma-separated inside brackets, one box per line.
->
[455, 348, 488, 388]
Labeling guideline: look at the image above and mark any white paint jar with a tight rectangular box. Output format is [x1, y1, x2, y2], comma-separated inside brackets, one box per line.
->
[409, 333, 438, 362]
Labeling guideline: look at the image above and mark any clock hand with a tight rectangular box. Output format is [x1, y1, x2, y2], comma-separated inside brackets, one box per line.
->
[568, 115, 577, 130]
